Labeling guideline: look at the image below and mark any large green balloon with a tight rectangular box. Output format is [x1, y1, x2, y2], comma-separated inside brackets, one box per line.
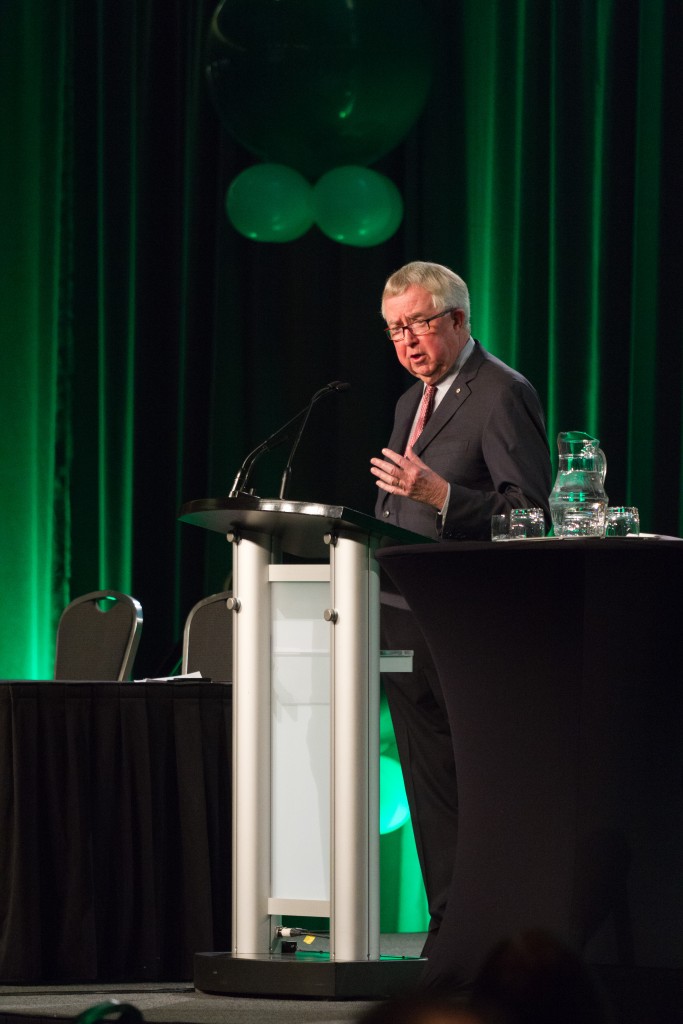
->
[206, 0, 433, 178]
[313, 166, 403, 247]
[226, 163, 314, 242]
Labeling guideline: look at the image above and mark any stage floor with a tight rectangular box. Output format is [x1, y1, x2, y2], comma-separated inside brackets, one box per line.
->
[0, 982, 379, 1024]
[0, 935, 425, 1024]
[2, 935, 682, 1024]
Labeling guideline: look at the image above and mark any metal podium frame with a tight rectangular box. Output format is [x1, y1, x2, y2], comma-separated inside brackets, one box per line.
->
[179, 497, 429, 998]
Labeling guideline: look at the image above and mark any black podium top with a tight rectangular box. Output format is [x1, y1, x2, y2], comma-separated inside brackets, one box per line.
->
[179, 496, 430, 559]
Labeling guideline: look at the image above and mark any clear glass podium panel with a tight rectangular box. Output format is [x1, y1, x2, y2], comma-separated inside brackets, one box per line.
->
[270, 570, 331, 910]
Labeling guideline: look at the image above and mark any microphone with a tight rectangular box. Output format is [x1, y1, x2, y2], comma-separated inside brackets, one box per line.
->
[278, 381, 349, 500]
[228, 381, 349, 499]
[229, 409, 304, 498]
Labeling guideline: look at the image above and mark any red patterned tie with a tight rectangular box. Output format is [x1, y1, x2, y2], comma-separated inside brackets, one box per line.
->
[405, 384, 437, 453]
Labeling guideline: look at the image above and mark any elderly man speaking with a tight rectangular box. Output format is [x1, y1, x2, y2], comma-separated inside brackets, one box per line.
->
[371, 261, 551, 957]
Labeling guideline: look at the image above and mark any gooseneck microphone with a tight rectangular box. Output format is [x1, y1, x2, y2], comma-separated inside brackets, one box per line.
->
[229, 407, 305, 498]
[228, 381, 349, 499]
[278, 381, 350, 500]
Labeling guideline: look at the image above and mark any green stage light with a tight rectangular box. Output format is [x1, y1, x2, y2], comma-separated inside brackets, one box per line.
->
[379, 754, 410, 834]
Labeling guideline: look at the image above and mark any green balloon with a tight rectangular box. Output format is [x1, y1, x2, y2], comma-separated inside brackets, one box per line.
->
[206, 0, 433, 178]
[380, 754, 410, 835]
[313, 166, 403, 247]
[226, 163, 314, 242]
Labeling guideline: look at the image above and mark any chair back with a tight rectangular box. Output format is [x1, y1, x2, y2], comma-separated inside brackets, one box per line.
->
[54, 590, 143, 681]
[182, 592, 233, 682]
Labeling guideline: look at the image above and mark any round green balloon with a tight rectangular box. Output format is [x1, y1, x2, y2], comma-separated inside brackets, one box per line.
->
[313, 166, 403, 247]
[206, 0, 433, 178]
[379, 755, 410, 835]
[226, 163, 314, 242]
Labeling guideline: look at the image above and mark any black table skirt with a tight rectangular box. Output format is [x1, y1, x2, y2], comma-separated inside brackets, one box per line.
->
[376, 537, 683, 989]
[0, 681, 232, 983]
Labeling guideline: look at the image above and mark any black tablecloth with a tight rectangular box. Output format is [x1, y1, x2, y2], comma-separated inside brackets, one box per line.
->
[0, 681, 232, 983]
[376, 537, 683, 989]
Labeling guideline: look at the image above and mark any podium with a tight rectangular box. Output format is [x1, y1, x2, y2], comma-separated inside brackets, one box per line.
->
[178, 496, 429, 998]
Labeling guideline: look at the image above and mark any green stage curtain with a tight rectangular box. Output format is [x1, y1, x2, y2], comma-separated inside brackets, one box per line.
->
[1, 0, 681, 934]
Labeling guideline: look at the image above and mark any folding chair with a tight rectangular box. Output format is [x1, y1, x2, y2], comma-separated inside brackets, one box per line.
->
[54, 590, 143, 681]
[181, 591, 233, 682]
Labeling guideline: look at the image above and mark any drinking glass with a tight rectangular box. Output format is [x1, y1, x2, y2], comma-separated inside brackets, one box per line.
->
[605, 506, 640, 537]
[491, 514, 509, 541]
[508, 508, 546, 539]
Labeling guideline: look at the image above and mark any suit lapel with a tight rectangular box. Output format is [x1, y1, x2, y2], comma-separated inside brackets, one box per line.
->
[411, 342, 485, 456]
[389, 381, 422, 453]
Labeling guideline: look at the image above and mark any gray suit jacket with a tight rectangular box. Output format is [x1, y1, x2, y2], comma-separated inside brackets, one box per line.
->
[375, 341, 552, 540]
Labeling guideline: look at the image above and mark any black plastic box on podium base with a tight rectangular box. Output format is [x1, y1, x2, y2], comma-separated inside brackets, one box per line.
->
[194, 951, 426, 1000]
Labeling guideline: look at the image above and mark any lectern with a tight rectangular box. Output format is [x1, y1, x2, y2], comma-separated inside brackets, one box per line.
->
[179, 496, 429, 998]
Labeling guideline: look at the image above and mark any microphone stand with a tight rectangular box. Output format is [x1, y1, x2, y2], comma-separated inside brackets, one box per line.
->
[279, 381, 350, 500]
[229, 381, 349, 500]
[278, 387, 328, 500]
[229, 410, 304, 498]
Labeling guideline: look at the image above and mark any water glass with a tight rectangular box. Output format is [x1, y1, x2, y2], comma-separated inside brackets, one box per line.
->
[491, 514, 509, 541]
[605, 506, 640, 537]
[508, 508, 546, 539]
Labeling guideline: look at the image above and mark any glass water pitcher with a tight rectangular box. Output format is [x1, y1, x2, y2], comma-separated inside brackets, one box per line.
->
[549, 431, 608, 538]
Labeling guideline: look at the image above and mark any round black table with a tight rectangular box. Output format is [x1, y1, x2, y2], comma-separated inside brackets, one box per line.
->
[376, 536, 683, 990]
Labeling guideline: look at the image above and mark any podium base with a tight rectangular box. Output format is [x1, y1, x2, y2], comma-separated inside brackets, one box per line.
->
[194, 951, 426, 1000]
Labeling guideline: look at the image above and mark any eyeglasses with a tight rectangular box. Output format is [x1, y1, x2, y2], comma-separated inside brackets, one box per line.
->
[384, 308, 455, 343]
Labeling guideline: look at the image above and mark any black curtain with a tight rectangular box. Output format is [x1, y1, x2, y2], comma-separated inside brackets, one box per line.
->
[1, 0, 681, 684]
